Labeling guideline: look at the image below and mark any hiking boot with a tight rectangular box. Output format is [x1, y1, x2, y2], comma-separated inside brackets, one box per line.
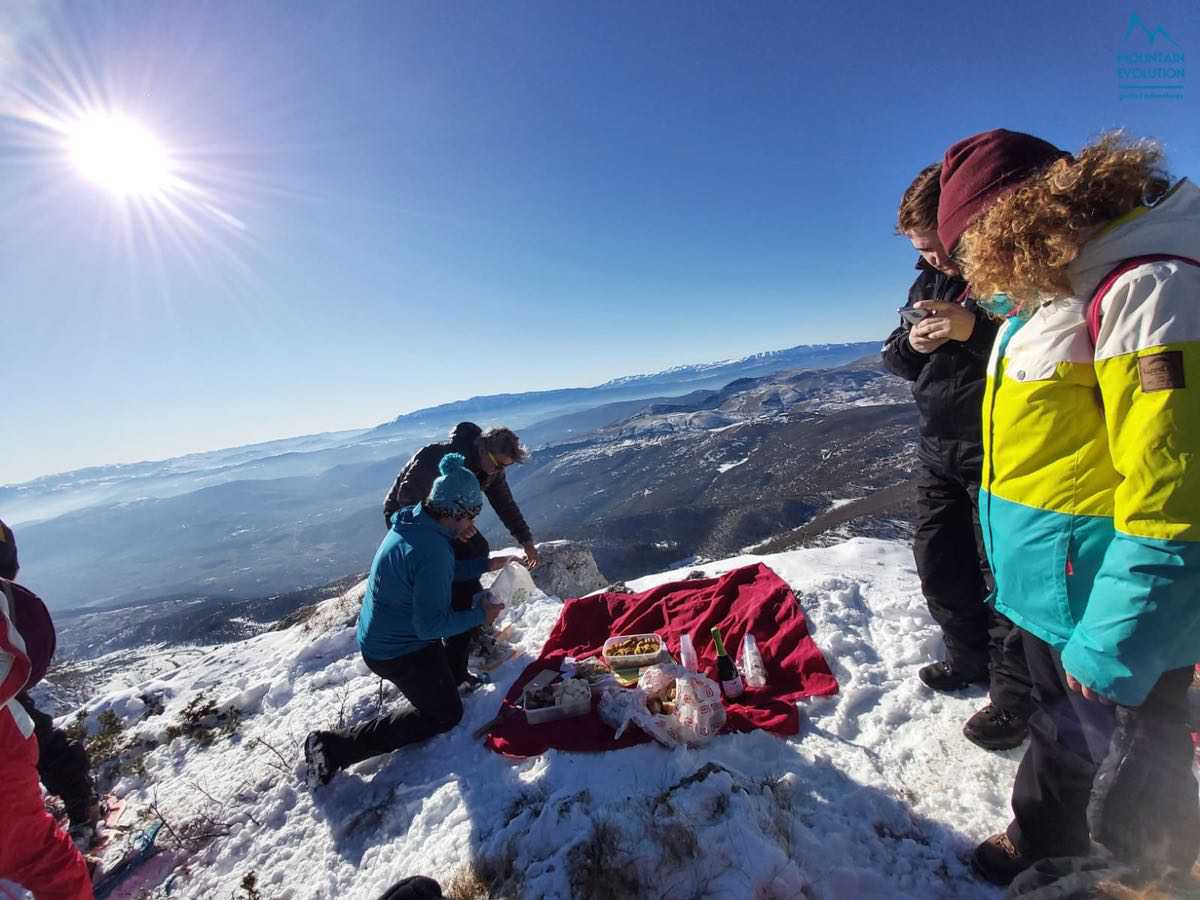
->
[68, 822, 98, 852]
[67, 796, 103, 828]
[972, 832, 1034, 886]
[469, 629, 513, 672]
[458, 671, 491, 694]
[919, 661, 989, 693]
[963, 704, 1029, 751]
[66, 797, 104, 850]
[304, 732, 337, 787]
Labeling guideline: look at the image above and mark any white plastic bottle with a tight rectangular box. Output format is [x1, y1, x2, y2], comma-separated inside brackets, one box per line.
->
[738, 634, 767, 689]
[679, 633, 699, 672]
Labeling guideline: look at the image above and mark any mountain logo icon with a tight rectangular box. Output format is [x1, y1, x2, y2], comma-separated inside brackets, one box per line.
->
[1123, 13, 1182, 48]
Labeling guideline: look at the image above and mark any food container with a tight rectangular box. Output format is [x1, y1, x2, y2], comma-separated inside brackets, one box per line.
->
[570, 656, 617, 693]
[602, 633, 666, 669]
[522, 677, 592, 725]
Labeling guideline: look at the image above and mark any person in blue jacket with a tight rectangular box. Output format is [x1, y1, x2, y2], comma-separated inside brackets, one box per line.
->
[304, 453, 506, 786]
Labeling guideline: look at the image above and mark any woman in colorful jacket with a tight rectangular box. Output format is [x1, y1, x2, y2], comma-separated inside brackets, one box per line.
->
[922, 129, 1199, 888]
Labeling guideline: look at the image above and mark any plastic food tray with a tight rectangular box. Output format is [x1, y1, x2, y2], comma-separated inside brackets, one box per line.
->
[522, 691, 592, 725]
[602, 633, 666, 669]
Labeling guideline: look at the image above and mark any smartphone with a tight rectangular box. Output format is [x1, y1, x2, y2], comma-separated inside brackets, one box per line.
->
[898, 306, 932, 326]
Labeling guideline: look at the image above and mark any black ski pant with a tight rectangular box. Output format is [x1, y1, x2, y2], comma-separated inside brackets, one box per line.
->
[16, 692, 97, 825]
[913, 436, 1031, 716]
[323, 641, 467, 771]
[1007, 632, 1198, 868]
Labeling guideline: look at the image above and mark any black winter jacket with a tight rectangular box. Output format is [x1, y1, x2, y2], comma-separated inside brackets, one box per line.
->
[382, 422, 533, 545]
[880, 260, 999, 441]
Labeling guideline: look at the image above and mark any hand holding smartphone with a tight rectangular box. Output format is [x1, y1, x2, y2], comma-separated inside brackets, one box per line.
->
[898, 306, 933, 327]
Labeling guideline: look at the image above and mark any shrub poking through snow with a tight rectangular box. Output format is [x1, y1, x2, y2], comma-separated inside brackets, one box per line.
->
[235, 872, 264, 900]
[63, 709, 88, 743]
[567, 819, 643, 900]
[88, 709, 125, 763]
[445, 845, 521, 900]
[165, 693, 241, 747]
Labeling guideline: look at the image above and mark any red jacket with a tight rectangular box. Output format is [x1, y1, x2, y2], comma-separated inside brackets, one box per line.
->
[0, 579, 94, 900]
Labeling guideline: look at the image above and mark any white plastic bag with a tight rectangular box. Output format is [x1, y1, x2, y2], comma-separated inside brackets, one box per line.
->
[597, 687, 676, 746]
[673, 671, 726, 741]
[598, 664, 725, 747]
[486, 561, 537, 607]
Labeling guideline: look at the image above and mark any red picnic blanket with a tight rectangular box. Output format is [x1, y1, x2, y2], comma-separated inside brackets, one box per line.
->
[486, 562, 838, 756]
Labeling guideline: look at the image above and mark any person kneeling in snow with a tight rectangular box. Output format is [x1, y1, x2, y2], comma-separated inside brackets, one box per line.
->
[382, 423, 536, 671]
[305, 453, 506, 786]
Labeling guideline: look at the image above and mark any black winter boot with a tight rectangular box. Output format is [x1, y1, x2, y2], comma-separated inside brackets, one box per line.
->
[972, 832, 1034, 886]
[304, 732, 338, 787]
[963, 703, 1028, 751]
[919, 661, 989, 692]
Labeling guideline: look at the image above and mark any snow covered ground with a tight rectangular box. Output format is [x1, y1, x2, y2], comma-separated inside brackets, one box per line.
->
[61, 538, 1022, 899]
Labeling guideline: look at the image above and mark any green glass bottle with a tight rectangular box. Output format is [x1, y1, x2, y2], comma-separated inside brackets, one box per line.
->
[710, 626, 744, 699]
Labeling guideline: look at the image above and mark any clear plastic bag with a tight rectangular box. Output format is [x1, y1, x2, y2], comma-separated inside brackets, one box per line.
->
[597, 687, 676, 745]
[597, 664, 726, 747]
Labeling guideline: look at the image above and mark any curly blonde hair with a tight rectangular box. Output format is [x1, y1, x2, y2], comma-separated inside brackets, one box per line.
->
[958, 132, 1171, 302]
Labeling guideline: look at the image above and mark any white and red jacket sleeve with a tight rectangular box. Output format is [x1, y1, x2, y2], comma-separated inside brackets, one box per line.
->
[0, 580, 35, 749]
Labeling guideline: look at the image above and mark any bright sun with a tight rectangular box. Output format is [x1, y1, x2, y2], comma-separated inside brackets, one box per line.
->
[67, 113, 172, 197]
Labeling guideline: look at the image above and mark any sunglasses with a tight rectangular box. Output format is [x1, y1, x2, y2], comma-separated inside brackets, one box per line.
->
[486, 451, 513, 469]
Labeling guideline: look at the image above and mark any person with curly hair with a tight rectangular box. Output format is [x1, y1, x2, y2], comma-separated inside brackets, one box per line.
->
[882, 163, 1032, 752]
[926, 129, 1200, 888]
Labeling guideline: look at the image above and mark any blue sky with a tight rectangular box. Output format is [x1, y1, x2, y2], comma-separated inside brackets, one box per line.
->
[2, 0, 1198, 484]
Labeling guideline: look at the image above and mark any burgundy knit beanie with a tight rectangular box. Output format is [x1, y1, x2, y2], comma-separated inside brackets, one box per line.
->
[937, 129, 1069, 252]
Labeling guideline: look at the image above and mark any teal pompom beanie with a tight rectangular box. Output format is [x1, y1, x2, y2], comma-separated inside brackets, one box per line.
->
[426, 453, 484, 518]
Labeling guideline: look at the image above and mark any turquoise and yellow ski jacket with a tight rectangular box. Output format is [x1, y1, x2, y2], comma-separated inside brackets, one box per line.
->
[979, 179, 1200, 706]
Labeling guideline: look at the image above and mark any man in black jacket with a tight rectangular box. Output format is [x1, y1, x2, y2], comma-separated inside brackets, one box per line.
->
[881, 163, 1031, 751]
[383, 423, 535, 672]
[384, 423, 536, 573]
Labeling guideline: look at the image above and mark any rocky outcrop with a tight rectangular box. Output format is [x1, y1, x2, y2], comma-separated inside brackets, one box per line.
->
[527, 540, 608, 600]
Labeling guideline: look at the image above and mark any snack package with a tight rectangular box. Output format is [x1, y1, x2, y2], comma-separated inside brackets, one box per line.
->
[673, 671, 726, 741]
[597, 664, 725, 747]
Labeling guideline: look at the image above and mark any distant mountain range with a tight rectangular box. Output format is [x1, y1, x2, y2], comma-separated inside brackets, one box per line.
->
[3, 341, 875, 528]
[7, 340, 898, 610]
[482, 355, 918, 580]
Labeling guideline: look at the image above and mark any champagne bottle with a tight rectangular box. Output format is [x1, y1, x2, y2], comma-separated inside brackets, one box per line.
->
[710, 626, 744, 699]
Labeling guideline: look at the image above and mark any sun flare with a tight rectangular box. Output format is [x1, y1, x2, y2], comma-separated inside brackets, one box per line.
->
[67, 114, 172, 197]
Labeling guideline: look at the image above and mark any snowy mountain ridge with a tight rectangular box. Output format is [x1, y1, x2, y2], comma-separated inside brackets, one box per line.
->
[594, 342, 869, 388]
[45, 538, 1016, 900]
